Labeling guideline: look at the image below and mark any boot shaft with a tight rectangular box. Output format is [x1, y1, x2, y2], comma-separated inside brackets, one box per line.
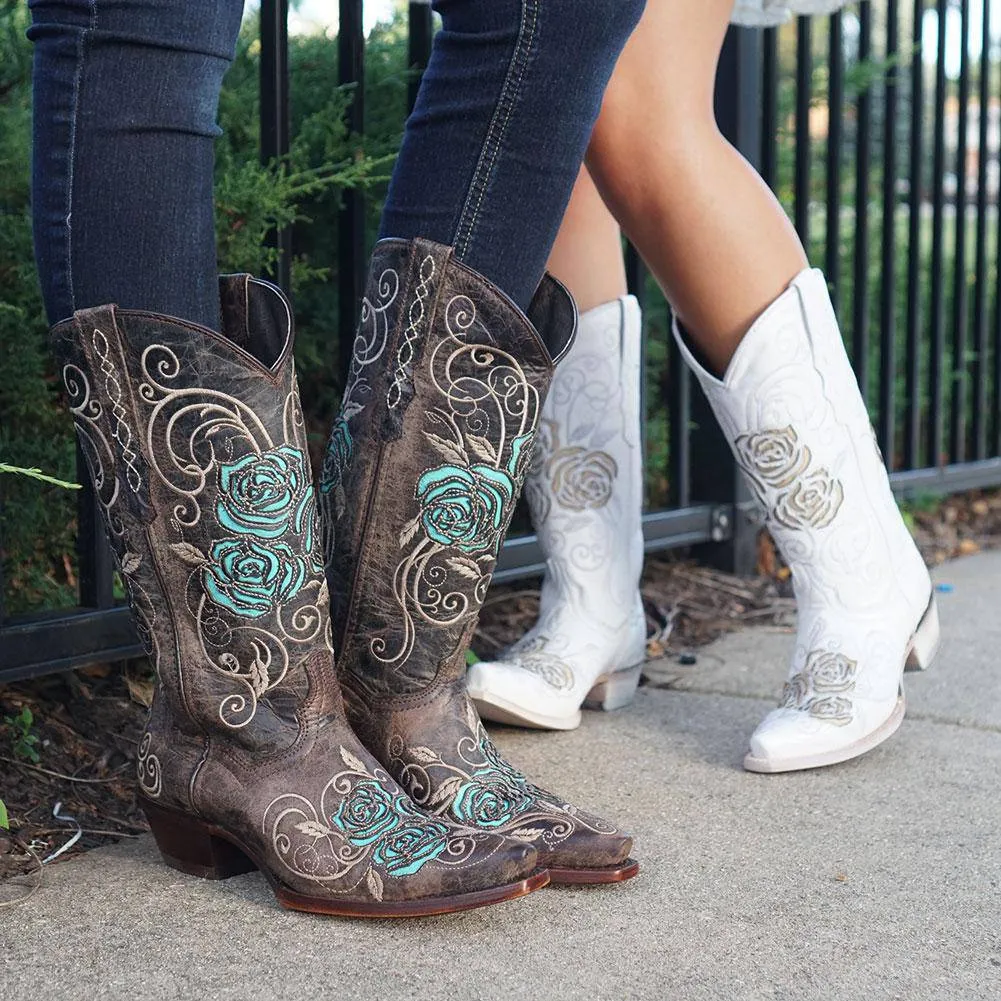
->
[51, 278, 338, 751]
[524, 295, 645, 626]
[320, 238, 575, 698]
[674, 267, 930, 621]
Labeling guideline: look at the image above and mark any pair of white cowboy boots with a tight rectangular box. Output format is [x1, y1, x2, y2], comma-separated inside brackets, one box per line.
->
[467, 270, 939, 772]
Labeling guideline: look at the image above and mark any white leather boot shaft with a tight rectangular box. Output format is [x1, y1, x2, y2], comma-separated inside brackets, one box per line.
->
[467, 296, 646, 730]
[674, 268, 938, 771]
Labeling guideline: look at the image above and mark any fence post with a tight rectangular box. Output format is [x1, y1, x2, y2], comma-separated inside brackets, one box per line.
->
[689, 26, 763, 576]
[338, 0, 367, 381]
[260, 0, 292, 292]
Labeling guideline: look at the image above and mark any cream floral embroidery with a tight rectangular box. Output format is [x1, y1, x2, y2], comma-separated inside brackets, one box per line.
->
[780, 651, 857, 726]
[735, 426, 810, 489]
[735, 426, 844, 531]
[504, 636, 576, 692]
[773, 470, 844, 530]
[546, 446, 617, 511]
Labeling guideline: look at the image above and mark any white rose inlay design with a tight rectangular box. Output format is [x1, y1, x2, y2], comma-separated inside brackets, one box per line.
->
[780, 650, 857, 726]
[735, 426, 844, 530]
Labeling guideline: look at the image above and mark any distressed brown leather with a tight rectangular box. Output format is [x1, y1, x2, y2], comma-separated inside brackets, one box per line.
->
[50, 277, 539, 907]
[321, 239, 634, 870]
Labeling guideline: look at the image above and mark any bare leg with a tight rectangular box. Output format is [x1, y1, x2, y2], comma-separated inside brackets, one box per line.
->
[587, 0, 807, 375]
[546, 166, 627, 313]
[581, 0, 939, 773]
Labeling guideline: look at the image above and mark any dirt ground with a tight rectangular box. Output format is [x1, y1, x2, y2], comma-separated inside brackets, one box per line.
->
[1, 487, 996, 892]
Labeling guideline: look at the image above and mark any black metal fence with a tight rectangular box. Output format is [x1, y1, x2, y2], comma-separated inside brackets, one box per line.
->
[5, 0, 1001, 682]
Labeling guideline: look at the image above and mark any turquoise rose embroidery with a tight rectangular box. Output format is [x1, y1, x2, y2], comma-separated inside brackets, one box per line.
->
[202, 538, 307, 617]
[416, 463, 514, 554]
[451, 770, 535, 828]
[217, 446, 311, 540]
[507, 432, 535, 479]
[329, 780, 403, 847]
[320, 417, 353, 495]
[373, 819, 451, 877]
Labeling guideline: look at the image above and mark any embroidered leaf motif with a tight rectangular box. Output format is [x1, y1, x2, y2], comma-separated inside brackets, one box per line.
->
[317, 578, 329, 610]
[424, 432, 468, 465]
[428, 776, 465, 809]
[170, 542, 207, 565]
[295, 820, 335, 839]
[507, 827, 546, 842]
[340, 746, 368, 773]
[446, 557, 482, 581]
[477, 554, 495, 563]
[464, 699, 480, 734]
[399, 515, 421, 548]
[366, 866, 385, 901]
[342, 400, 364, 421]
[466, 434, 498, 465]
[407, 745, 441, 765]
[249, 657, 270, 697]
[120, 552, 142, 575]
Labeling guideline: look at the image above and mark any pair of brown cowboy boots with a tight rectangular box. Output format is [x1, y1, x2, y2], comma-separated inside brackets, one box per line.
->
[51, 238, 637, 917]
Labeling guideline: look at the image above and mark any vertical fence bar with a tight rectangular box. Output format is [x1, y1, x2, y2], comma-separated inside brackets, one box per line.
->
[761, 27, 779, 191]
[826, 13, 845, 315]
[973, 0, 992, 460]
[928, 0, 948, 468]
[795, 18, 813, 244]
[879, 0, 900, 463]
[0, 487, 8, 626]
[338, 0, 366, 381]
[994, 25, 1001, 455]
[905, 0, 926, 470]
[704, 26, 762, 576]
[853, 3, 873, 399]
[950, 0, 971, 462]
[260, 0, 291, 292]
[407, 1, 433, 113]
[667, 336, 691, 511]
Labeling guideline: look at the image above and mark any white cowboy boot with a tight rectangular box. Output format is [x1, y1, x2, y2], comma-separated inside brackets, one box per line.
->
[467, 296, 646, 730]
[674, 268, 940, 772]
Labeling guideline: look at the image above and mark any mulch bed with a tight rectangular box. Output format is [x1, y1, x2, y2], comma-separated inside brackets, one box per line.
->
[2, 486, 998, 888]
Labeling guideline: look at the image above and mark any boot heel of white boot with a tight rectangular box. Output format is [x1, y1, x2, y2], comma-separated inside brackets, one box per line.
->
[904, 597, 941, 673]
[583, 663, 643, 712]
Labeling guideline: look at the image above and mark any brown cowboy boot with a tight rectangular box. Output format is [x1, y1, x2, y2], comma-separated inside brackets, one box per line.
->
[50, 276, 547, 916]
[320, 239, 638, 884]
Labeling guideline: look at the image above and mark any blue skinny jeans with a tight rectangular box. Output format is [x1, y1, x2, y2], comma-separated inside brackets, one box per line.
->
[30, 0, 646, 327]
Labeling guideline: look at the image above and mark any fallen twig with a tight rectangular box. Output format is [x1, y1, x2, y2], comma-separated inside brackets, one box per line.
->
[0, 755, 131, 784]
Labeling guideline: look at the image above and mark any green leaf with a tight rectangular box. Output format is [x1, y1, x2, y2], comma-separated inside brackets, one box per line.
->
[0, 798, 9, 830]
[465, 649, 480, 666]
[0, 463, 81, 490]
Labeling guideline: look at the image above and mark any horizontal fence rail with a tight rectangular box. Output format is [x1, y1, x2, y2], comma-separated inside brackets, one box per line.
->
[5, 0, 1001, 681]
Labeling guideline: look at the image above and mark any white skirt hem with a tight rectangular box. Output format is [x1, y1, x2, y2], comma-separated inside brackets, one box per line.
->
[731, 1, 854, 28]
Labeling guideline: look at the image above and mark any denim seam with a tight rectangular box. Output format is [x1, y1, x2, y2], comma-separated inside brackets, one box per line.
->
[64, 0, 99, 314]
[452, 0, 540, 262]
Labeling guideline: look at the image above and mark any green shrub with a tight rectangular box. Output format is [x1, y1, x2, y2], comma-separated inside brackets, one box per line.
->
[0, 4, 408, 615]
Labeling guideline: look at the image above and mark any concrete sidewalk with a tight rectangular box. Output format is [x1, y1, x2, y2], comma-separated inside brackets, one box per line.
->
[3, 553, 1000, 1001]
